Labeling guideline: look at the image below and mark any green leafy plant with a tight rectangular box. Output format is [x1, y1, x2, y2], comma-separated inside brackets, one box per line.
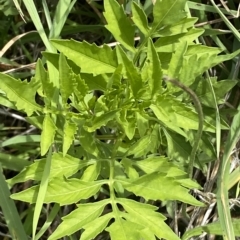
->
[1, 0, 240, 239]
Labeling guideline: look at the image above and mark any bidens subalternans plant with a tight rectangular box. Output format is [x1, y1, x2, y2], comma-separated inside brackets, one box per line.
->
[1, 0, 239, 239]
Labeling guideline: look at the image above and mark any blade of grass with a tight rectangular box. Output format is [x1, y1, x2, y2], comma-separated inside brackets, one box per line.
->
[216, 103, 240, 240]
[209, 0, 240, 42]
[21, 0, 55, 52]
[42, 0, 52, 30]
[207, 2, 240, 239]
[0, 164, 28, 240]
[32, 147, 52, 240]
[187, 1, 239, 16]
[49, 0, 77, 39]
[35, 203, 60, 240]
[185, 5, 230, 238]
[0, 135, 41, 147]
[12, 0, 26, 23]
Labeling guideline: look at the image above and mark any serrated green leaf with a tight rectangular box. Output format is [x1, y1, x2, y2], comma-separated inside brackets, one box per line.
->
[119, 173, 204, 206]
[146, 39, 162, 98]
[158, 17, 197, 37]
[7, 153, 93, 185]
[152, 95, 215, 132]
[0, 73, 42, 116]
[179, 48, 240, 86]
[152, 0, 187, 30]
[26, 115, 44, 129]
[117, 109, 136, 140]
[127, 136, 151, 158]
[59, 53, 76, 104]
[107, 64, 122, 89]
[210, 48, 240, 68]
[173, 105, 215, 132]
[186, 45, 222, 56]
[41, 114, 57, 156]
[118, 198, 180, 240]
[94, 95, 108, 114]
[177, 28, 204, 43]
[134, 156, 187, 176]
[35, 59, 55, 104]
[103, 0, 135, 53]
[48, 200, 110, 240]
[81, 213, 113, 240]
[150, 104, 187, 137]
[73, 73, 89, 101]
[168, 41, 187, 79]
[131, 2, 150, 36]
[63, 121, 77, 156]
[81, 162, 101, 181]
[116, 46, 143, 98]
[86, 110, 119, 132]
[154, 27, 204, 53]
[11, 178, 104, 205]
[179, 54, 199, 86]
[81, 73, 108, 91]
[106, 219, 142, 240]
[135, 112, 149, 137]
[51, 39, 117, 74]
[79, 127, 102, 157]
[121, 158, 139, 179]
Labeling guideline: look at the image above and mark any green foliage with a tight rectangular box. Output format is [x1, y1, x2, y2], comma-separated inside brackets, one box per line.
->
[0, 0, 18, 16]
[0, 0, 239, 239]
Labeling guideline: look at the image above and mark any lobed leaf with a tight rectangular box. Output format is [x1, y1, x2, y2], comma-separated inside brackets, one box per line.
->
[81, 162, 101, 181]
[135, 112, 149, 137]
[73, 73, 89, 101]
[150, 104, 187, 137]
[48, 200, 110, 240]
[126, 125, 159, 158]
[158, 17, 197, 37]
[40, 114, 57, 156]
[106, 219, 143, 240]
[11, 178, 104, 205]
[119, 173, 204, 206]
[7, 153, 94, 185]
[167, 41, 187, 79]
[117, 109, 136, 140]
[118, 198, 181, 240]
[79, 127, 103, 158]
[51, 39, 118, 74]
[35, 59, 55, 105]
[86, 110, 119, 132]
[63, 121, 77, 156]
[59, 53, 76, 104]
[134, 156, 187, 177]
[152, 95, 215, 132]
[152, 0, 187, 31]
[116, 46, 143, 98]
[103, 0, 135, 53]
[146, 39, 163, 98]
[0, 73, 42, 116]
[81, 213, 114, 240]
[131, 2, 150, 36]
[121, 158, 139, 179]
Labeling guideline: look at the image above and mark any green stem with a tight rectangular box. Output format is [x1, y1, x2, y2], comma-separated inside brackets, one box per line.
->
[108, 134, 125, 222]
[163, 76, 204, 178]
